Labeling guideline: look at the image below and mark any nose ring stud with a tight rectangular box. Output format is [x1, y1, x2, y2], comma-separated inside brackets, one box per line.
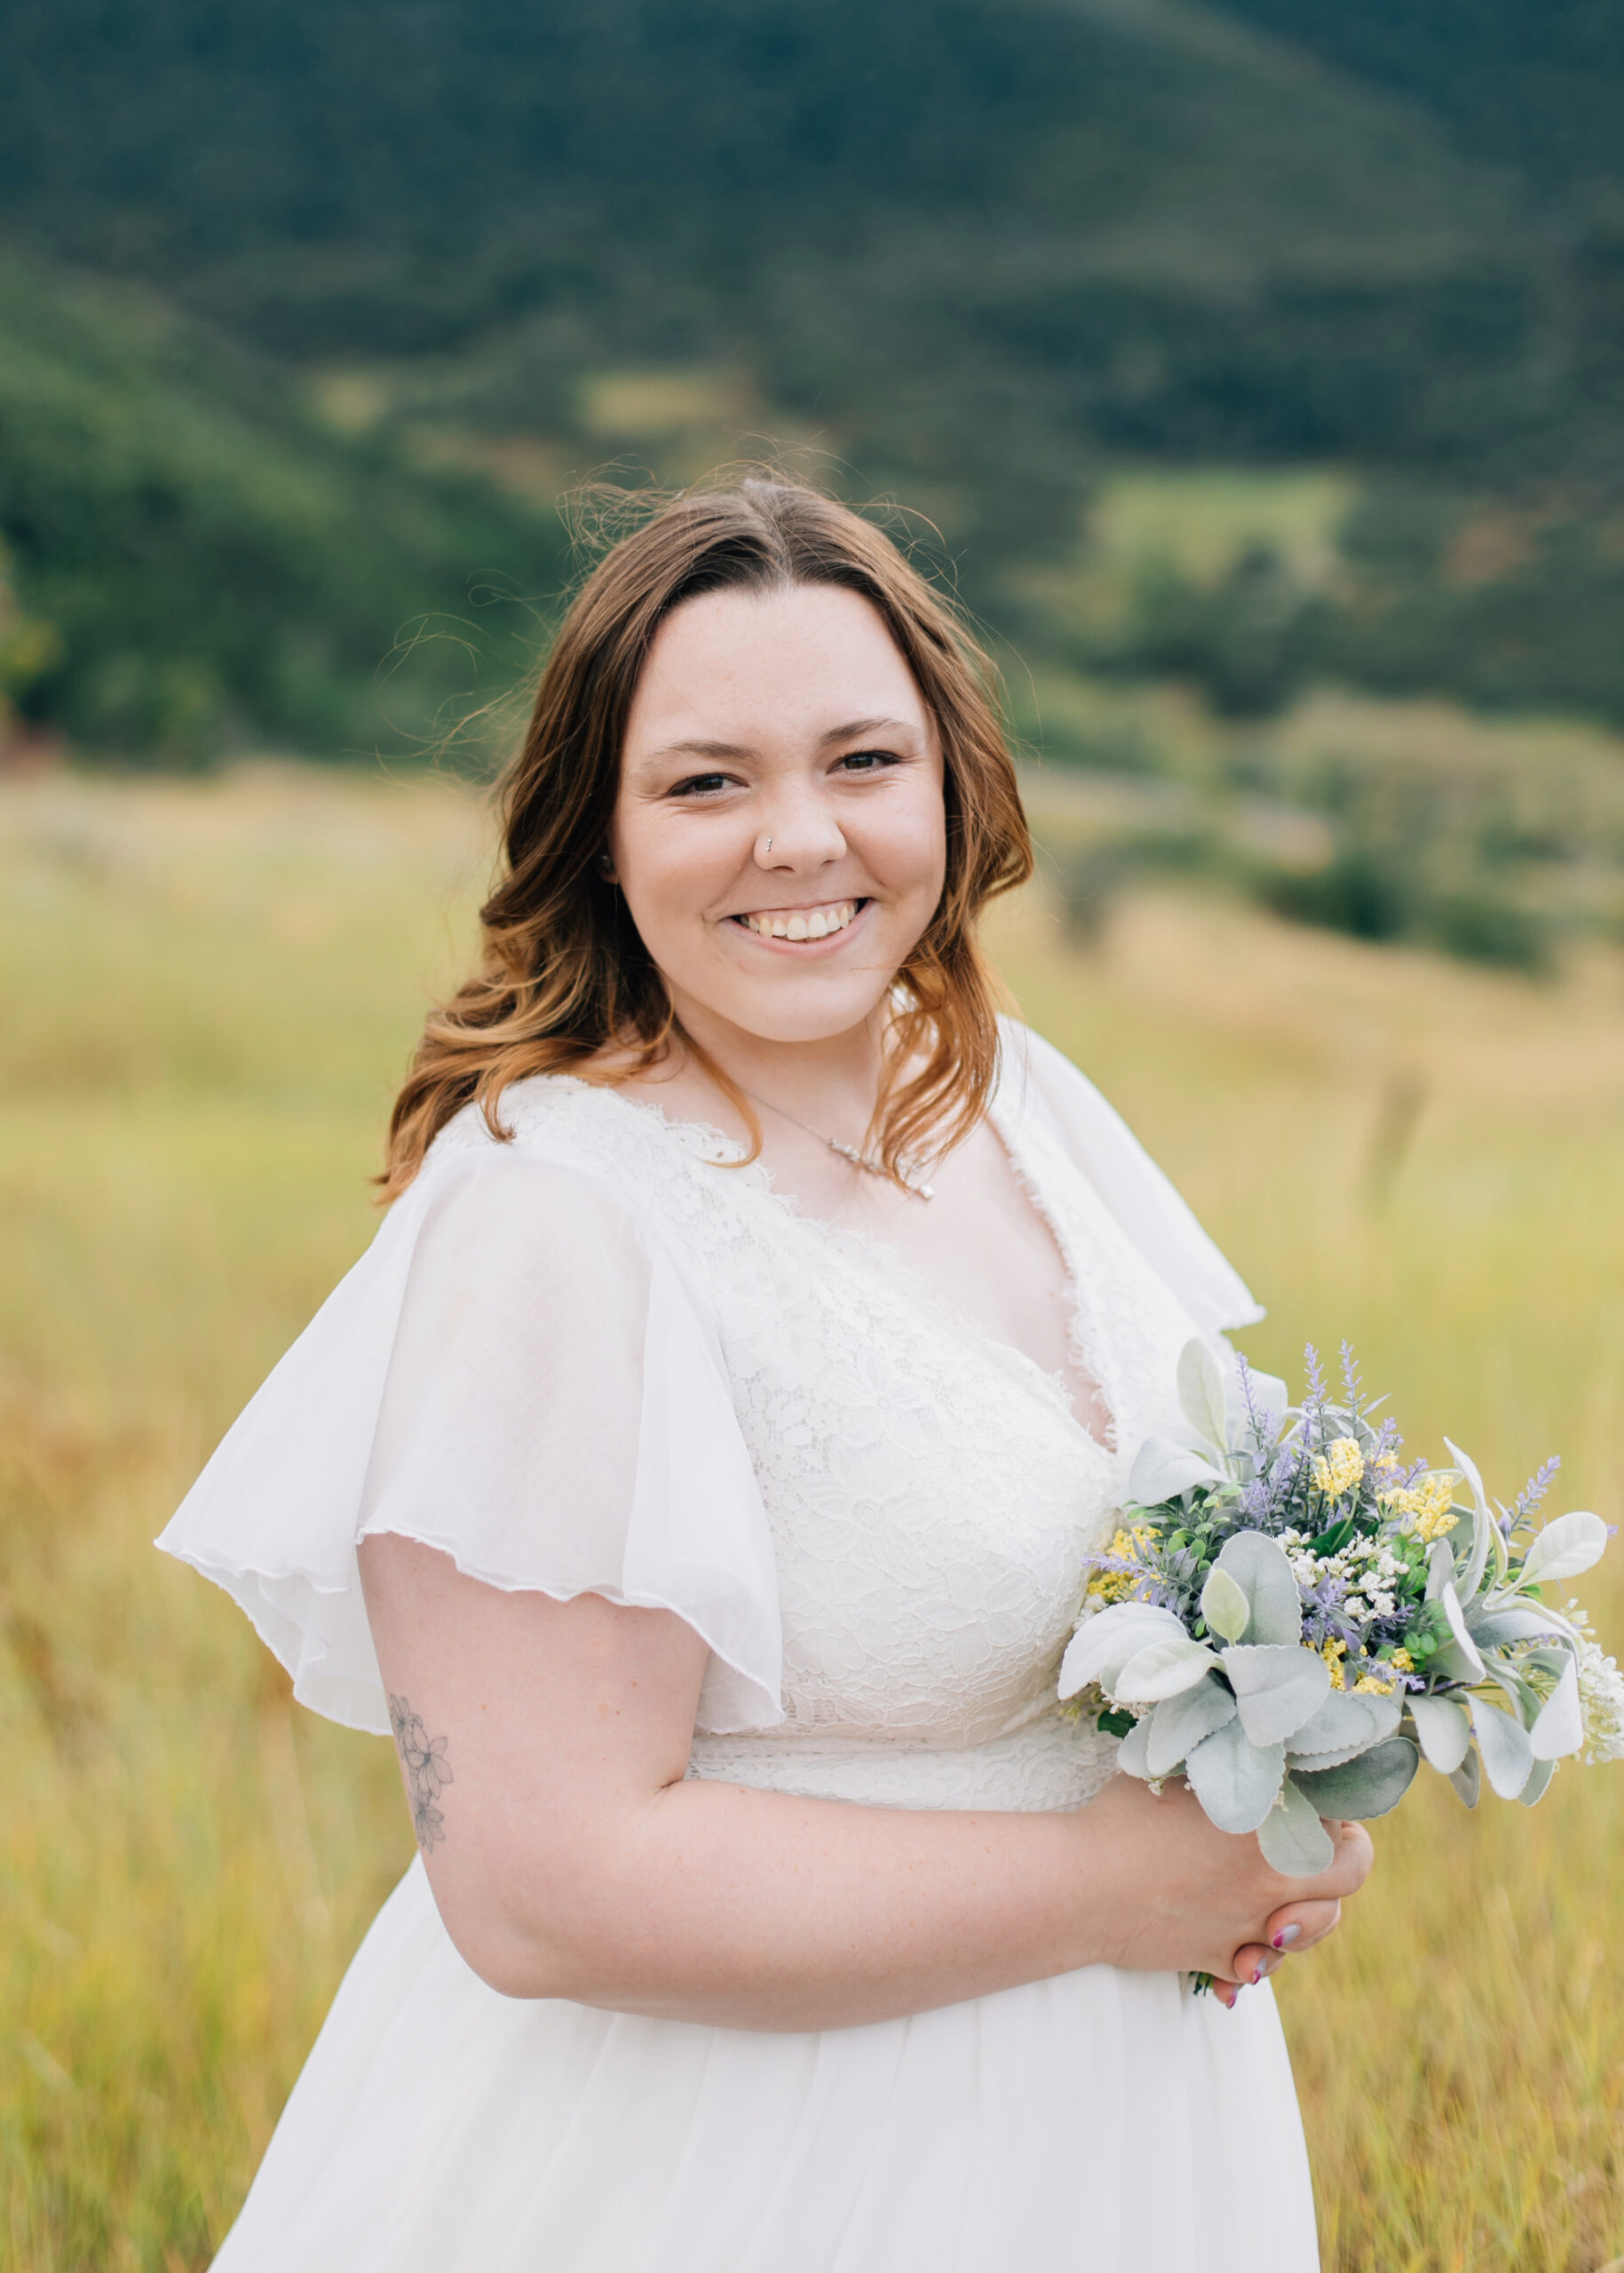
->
[764, 837, 773, 852]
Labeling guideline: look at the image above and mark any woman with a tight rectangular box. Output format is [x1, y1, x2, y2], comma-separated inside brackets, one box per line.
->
[160, 477, 1372, 2271]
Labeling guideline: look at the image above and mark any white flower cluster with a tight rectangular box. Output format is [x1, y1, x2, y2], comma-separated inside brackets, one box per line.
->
[1279, 1526, 1406, 1628]
[1576, 1637, 1624, 1765]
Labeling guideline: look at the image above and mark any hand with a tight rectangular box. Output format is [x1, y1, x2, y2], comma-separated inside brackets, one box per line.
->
[1211, 1818, 1374, 2009]
[1081, 1775, 1374, 1995]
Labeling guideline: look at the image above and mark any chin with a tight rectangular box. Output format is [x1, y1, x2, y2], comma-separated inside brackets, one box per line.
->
[715, 977, 896, 1047]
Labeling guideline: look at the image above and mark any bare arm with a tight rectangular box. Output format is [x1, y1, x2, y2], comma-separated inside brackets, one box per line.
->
[360, 1536, 1371, 2030]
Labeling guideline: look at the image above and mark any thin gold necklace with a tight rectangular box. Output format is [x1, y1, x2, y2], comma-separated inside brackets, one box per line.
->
[739, 1085, 936, 1201]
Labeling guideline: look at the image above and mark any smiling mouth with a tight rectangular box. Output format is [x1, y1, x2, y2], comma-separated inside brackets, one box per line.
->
[733, 898, 864, 943]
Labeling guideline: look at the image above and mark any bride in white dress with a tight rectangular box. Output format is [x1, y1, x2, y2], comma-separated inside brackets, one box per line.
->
[159, 477, 1372, 2271]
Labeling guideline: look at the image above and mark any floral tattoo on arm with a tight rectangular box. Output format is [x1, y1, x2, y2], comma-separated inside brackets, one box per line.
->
[388, 1692, 455, 1851]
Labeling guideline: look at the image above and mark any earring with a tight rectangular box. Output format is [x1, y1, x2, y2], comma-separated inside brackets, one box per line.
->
[598, 851, 615, 877]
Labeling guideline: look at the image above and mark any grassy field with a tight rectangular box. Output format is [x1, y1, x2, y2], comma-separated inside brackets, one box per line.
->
[3, 763, 1621, 2271]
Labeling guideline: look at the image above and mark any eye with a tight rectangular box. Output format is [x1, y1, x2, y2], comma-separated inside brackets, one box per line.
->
[835, 748, 900, 774]
[668, 771, 735, 798]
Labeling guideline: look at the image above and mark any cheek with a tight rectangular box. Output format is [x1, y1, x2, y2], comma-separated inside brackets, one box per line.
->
[867, 789, 948, 907]
[611, 815, 737, 946]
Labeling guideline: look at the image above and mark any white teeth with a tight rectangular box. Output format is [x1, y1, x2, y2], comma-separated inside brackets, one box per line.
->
[740, 899, 858, 941]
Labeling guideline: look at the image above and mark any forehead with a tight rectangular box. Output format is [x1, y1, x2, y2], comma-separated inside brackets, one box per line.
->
[624, 583, 931, 751]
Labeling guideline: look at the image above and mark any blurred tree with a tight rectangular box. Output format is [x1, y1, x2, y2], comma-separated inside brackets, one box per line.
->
[0, 256, 566, 760]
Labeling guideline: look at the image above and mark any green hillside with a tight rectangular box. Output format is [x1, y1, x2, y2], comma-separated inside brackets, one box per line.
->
[0, 0, 1575, 503]
[1209, 0, 1624, 218]
[0, 0, 1621, 755]
[0, 253, 566, 758]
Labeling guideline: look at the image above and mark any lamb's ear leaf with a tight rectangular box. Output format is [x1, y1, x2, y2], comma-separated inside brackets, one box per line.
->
[1145, 1675, 1237, 1778]
[1215, 1530, 1303, 1647]
[1470, 1699, 1533, 1800]
[1286, 1687, 1379, 1764]
[1444, 1438, 1493, 1603]
[1222, 1643, 1331, 1744]
[1425, 1540, 1456, 1602]
[1440, 1586, 1485, 1682]
[1518, 1756, 1557, 1807]
[1290, 1736, 1419, 1820]
[1113, 1634, 1224, 1706]
[1058, 1604, 1183, 1699]
[1447, 1746, 1481, 1810]
[1256, 1778, 1337, 1878]
[1468, 1604, 1575, 1650]
[1199, 1565, 1251, 1646]
[1407, 1694, 1472, 1775]
[1521, 1511, 1609, 1588]
[1127, 1437, 1224, 1506]
[1177, 1339, 1231, 1457]
[1528, 1654, 1583, 1762]
[1114, 1714, 1153, 1778]
[1361, 1690, 1405, 1743]
[1184, 1718, 1286, 1835]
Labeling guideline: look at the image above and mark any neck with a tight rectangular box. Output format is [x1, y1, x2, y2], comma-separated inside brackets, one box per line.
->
[664, 991, 891, 1136]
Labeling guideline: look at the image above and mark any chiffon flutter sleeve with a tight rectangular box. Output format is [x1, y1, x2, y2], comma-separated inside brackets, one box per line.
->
[156, 1141, 783, 1737]
[1001, 1019, 1265, 1338]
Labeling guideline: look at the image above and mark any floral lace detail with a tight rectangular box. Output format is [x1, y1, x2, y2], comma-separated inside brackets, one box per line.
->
[440, 1061, 1201, 1809]
[688, 1722, 1122, 1814]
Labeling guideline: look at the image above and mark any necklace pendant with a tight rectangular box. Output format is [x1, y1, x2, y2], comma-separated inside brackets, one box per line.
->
[825, 1136, 934, 1200]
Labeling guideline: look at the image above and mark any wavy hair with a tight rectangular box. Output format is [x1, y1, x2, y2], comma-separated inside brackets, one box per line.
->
[381, 477, 1033, 1199]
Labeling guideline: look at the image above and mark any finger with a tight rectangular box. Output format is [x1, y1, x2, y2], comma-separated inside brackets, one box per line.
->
[1229, 1942, 1284, 1988]
[1259, 1898, 1343, 1955]
[1294, 1818, 1374, 1904]
[1211, 1978, 1240, 2010]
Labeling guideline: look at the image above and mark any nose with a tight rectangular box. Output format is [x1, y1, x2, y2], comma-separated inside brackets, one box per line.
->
[754, 786, 846, 871]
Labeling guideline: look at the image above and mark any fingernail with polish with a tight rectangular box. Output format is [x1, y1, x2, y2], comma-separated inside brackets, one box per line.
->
[1272, 1924, 1301, 1950]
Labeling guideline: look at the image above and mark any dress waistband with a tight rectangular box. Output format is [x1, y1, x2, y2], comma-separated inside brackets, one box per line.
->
[686, 1715, 1118, 1813]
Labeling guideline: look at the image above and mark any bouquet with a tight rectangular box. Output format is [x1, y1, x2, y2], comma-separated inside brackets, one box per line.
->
[1060, 1341, 1623, 1885]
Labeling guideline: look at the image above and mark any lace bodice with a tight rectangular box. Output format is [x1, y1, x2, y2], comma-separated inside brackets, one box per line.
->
[159, 1022, 1257, 1818]
[433, 1067, 1202, 1810]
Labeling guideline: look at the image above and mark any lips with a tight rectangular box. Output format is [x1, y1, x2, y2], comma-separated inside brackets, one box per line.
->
[733, 898, 862, 943]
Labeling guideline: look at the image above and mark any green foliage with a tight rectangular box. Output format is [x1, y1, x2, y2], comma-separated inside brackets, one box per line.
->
[1210, 0, 1624, 210]
[2, 0, 1624, 751]
[0, 0, 1616, 587]
[1073, 479, 1624, 732]
[0, 255, 566, 760]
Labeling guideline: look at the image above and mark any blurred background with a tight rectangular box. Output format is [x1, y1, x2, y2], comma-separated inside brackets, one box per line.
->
[3, 6, 1623, 2269]
[4, 0, 1624, 963]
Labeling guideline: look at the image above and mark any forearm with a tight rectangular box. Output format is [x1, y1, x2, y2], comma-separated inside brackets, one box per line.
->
[361, 1551, 1343, 2027]
[450, 1775, 1136, 2029]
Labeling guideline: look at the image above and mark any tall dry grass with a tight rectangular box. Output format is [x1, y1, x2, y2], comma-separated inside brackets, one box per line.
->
[4, 765, 1621, 2270]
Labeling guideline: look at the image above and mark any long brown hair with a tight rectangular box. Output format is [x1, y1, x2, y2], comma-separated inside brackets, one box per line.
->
[381, 477, 1033, 1199]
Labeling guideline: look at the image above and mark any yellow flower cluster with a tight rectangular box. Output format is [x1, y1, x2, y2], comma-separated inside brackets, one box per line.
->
[1086, 1525, 1157, 1605]
[1311, 1436, 1365, 1499]
[1353, 1667, 1398, 1695]
[1324, 1640, 1414, 1695]
[1378, 1469, 1460, 1543]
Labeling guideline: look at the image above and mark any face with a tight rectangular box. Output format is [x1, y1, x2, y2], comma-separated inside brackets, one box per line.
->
[608, 582, 947, 1049]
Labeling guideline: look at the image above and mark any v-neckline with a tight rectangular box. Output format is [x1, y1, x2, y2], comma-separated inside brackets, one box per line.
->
[566, 1077, 1119, 1458]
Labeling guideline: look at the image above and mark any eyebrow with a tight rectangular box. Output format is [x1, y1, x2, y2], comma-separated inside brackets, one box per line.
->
[647, 716, 921, 762]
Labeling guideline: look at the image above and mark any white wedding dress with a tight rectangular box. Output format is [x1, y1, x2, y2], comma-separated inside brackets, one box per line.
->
[158, 1021, 1319, 2271]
